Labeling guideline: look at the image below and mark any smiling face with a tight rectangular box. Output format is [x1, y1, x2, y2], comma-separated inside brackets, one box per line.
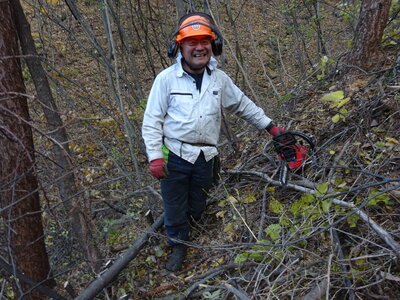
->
[180, 36, 212, 74]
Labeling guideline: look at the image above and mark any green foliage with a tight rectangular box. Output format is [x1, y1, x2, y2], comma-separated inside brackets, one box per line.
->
[234, 240, 276, 265]
[290, 192, 315, 216]
[322, 90, 350, 123]
[278, 93, 295, 103]
[316, 56, 335, 80]
[367, 189, 392, 206]
[269, 197, 284, 214]
[203, 289, 221, 299]
[383, 0, 400, 47]
[336, 1, 360, 26]
[347, 213, 359, 228]
[234, 252, 250, 264]
[265, 224, 282, 241]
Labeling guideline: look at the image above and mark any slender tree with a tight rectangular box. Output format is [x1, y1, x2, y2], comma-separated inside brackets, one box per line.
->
[0, 1, 53, 298]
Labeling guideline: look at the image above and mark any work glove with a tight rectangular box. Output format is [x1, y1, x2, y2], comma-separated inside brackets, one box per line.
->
[266, 124, 287, 137]
[149, 158, 168, 179]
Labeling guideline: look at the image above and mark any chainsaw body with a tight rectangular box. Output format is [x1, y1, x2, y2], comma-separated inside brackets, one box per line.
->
[272, 132, 315, 187]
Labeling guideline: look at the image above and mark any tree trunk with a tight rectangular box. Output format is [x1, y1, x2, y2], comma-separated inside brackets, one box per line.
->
[10, 0, 103, 271]
[345, 0, 391, 72]
[0, 1, 53, 299]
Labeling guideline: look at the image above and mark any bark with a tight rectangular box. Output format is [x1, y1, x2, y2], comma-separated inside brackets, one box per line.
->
[10, 0, 103, 270]
[345, 0, 391, 72]
[0, 1, 53, 299]
[0, 257, 66, 300]
[174, 0, 187, 19]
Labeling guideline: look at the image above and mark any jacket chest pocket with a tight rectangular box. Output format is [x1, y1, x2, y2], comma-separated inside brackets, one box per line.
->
[204, 88, 221, 115]
[169, 92, 193, 120]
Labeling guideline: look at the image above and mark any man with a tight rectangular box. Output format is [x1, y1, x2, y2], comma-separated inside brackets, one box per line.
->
[142, 12, 291, 272]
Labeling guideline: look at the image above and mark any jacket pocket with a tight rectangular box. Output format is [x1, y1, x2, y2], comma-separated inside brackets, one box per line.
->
[169, 91, 193, 120]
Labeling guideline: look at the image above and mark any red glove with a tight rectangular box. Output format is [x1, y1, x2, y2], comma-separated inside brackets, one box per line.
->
[149, 158, 168, 179]
[266, 124, 287, 137]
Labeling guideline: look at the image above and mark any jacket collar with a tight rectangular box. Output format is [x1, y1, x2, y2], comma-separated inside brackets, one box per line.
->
[175, 53, 218, 77]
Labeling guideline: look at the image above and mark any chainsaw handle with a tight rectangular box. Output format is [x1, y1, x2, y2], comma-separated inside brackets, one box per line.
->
[281, 131, 315, 151]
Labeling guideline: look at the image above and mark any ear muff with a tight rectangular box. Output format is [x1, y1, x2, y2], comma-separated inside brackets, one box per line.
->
[167, 12, 223, 58]
[167, 40, 179, 58]
[210, 24, 223, 56]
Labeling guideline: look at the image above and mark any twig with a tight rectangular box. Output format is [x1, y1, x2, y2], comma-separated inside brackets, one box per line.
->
[327, 139, 351, 183]
[225, 169, 400, 257]
[0, 257, 66, 300]
[176, 269, 226, 300]
[257, 185, 270, 240]
[326, 254, 333, 299]
[331, 229, 356, 300]
[75, 213, 164, 300]
[300, 279, 328, 300]
[218, 283, 250, 300]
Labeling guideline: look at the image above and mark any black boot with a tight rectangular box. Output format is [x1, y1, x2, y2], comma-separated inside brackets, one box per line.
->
[166, 244, 187, 272]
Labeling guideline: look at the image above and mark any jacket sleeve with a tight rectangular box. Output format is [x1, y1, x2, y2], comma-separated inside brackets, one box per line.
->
[220, 73, 272, 130]
[142, 74, 168, 162]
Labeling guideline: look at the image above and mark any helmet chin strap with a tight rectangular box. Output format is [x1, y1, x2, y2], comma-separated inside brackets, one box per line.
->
[181, 56, 208, 73]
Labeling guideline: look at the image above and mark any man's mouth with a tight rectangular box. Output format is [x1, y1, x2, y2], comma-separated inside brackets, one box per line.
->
[193, 53, 206, 58]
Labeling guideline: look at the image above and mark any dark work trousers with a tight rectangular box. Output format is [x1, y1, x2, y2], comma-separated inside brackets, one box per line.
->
[160, 151, 213, 245]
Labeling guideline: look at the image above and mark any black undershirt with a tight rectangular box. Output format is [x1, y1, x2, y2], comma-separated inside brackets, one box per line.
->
[186, 70, 204, 93]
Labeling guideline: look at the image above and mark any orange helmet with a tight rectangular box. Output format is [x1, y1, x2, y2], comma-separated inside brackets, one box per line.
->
[176, 15, 216, 43]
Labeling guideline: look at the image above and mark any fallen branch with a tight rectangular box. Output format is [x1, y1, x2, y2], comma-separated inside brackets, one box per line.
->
[300, 279, 328, 300]
[218, 283, 250, 300]
[75, 213, 164, 300]
[332, 229, 356, 300]
[225, 169, 400, 257]
[169, 263, 246, 300]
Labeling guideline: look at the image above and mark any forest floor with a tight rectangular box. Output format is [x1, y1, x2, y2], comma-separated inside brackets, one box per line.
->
[16, 0, 400, 299]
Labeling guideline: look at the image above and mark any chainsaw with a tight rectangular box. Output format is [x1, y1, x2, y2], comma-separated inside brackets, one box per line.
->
[272, 132, 315, 188]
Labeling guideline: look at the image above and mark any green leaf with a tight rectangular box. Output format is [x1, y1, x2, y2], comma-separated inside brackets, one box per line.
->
[249, 251, 264, 262]
[321, 200, 331, 213]
[337, 97, 351, 108]
[332, 114, 341, 123]
[265, 224, 282, 241]
[241, 192, 257, 203]
[265, 186, 276, 193]
[279, 214, 291, 226]
[269, 197, 284, 214]
[315, 182, 329, 196]
[322, 90, 344, 102]
[234, 253, 249, 264]
[290, 200, 303, 216]
[347, 213, 359, 228]
[367, 190, 392, 206]
[203, 289, 221, 299]
[301, 193, 316, 203]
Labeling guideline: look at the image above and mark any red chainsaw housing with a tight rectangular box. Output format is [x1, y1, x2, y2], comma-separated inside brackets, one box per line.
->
[278, 144, 308, 172]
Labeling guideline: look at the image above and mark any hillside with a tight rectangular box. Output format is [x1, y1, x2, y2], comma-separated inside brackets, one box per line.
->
[2, 0, 400, 299]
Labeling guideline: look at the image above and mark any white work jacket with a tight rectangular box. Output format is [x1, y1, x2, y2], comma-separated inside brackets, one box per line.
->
[142, 54, 272, 164]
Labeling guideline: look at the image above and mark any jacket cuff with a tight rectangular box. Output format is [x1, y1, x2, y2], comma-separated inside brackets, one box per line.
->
[265, 122, 275, 133]
[147, 150, 164, 163]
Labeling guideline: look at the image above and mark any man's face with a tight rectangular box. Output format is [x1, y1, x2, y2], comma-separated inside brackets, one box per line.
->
[180, 36, 212, 74]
